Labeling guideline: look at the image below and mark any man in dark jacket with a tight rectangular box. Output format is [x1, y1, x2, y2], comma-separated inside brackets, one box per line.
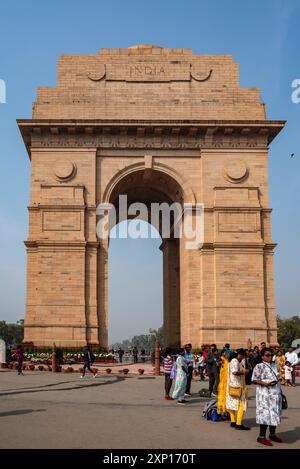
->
[81, 346, 96, 378]
[133, 347, 138, 364]
[206, 344, 221, 397]
[118, 348, 124, 363]
[184, 343, 194, 396]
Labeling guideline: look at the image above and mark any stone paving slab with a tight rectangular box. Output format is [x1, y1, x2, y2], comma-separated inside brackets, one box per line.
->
[0, 370, 299, 449]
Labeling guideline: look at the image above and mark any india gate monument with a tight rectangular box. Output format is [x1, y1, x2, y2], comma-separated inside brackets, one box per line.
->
[18, 45, 285, 350]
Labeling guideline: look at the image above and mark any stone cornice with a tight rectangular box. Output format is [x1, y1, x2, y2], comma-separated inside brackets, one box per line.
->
[199, 326, 277, 331]
[25, 240, 99, 247]
[24, 240, 276, 251]
[200, 242, 277, 250]
[17, 119, 285, 157]
[28, 205, 86, 211]
[205, 207, 271, 212]
[24, 240, 87, 249]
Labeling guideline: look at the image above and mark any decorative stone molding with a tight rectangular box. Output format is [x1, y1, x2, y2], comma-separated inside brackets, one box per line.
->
[87, 62, 212, 83]
[54, 159, 77, 182]
[31, 134, 267, 150]
[223, 159, 249, 183]
[190, 67, 212, 82]
[18, 119, 285, 155]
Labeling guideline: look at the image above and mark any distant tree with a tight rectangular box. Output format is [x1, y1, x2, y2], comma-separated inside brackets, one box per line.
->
[109, 325, 165, 353]
[0, 319, 24, 347]
[131, 334, 149, 350]
[122, 339, 130, 350]
[277, 315, 300, 350]
[149, 325, 164, 349]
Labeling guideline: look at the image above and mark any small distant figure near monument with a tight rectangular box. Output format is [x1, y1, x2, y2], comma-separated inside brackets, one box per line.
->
[184, 343, 194, 396]
[118, 348, 124, 363]
[284, 361, 293, 387]
[133, 347, 138, 364]
[285, 346, 299, 386]
[140, 348, 146, 363]
[13, 345, 24, 375]
[81, 346, 96, 378]
[0, 339, 6, 364]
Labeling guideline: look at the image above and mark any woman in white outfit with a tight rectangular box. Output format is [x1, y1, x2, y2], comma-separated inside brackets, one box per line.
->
[252, 347, 283, 446]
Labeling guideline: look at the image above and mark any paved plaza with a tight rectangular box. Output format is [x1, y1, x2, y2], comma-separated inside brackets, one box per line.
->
[0, 370, 299, 449]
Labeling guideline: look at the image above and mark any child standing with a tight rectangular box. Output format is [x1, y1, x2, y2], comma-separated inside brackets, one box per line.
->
[284, 361, 293, 387]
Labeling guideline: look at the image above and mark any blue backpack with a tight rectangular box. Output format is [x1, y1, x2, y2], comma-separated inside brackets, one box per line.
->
[211, 408, 220, 422]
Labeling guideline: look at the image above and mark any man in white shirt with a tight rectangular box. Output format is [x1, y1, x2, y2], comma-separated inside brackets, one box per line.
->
[285, 346, 299, 386]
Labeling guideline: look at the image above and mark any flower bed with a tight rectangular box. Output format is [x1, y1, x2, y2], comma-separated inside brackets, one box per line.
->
[24, 351, 117, 365]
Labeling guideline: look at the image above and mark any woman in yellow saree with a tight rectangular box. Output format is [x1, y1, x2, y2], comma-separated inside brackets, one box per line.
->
[218, 349, 249, 430]
[274, 350, 285, 384]
[217, 354, 228, 414]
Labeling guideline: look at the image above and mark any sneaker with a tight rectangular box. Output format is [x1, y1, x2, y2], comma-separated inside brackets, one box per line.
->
[167, 396, 175, 400]
[230, 422, 236, 428]
[177, 401, 186, 405]
[93, 374, 97, 378]
[269, 435, 283, 443]
[257, 437, 273, 446]
[235, 425, 250, 431]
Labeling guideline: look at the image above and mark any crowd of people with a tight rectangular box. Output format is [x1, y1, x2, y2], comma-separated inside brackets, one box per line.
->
[10, 340, 299, 446]
[162, 342, 299, 446]
[110, 347, 147, 363]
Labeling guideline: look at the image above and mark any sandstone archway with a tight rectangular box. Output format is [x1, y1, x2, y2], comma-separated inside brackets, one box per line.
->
[102, 166, 188, 348]
[18, 45, 285, 349]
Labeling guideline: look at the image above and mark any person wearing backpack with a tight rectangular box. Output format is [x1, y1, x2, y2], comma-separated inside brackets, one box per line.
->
[81, 346, 97, 378]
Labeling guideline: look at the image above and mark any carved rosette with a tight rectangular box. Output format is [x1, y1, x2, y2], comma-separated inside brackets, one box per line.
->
[54, 160, 77, 182]
[223, 159, 249, 183]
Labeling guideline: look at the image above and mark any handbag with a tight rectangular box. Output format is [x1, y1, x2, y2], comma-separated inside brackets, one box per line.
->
[229, 386, 242, 398]
[281, 393, 288, 410]
[262, 363, 288, 410]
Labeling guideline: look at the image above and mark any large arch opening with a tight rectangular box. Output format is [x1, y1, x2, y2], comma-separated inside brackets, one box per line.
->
[105, 168, 183, 350]
[108, 220, 163, 351]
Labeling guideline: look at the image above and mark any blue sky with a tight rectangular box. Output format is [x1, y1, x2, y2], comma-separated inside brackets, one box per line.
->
[0, 0, 299, 344]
